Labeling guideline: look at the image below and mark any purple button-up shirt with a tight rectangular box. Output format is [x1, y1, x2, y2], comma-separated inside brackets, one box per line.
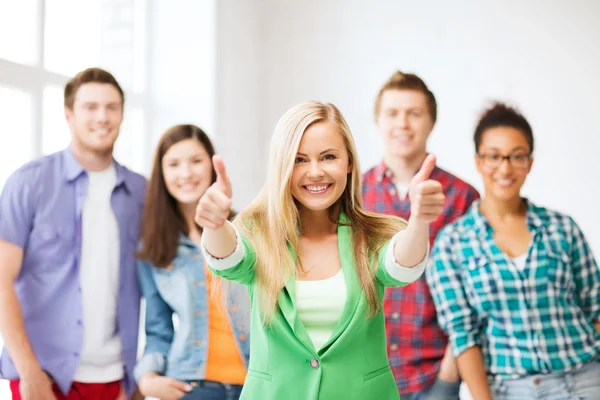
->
[0, 148, 146, 395]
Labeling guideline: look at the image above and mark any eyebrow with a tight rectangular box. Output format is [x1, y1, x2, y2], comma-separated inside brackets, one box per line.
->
[483, 146, 529, 152]
[297, 148, 339, 156]
[383, 106, 424, 111]
[81, 101, 121, 107]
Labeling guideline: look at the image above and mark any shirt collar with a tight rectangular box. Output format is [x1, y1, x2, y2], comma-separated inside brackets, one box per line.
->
[178, 232, 197, 247]
[469, 198, 542, 237]
[375, 157, 440, 183]
[62, 147, 130, 193]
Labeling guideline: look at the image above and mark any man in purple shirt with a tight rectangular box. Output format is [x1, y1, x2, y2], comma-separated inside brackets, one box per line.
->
[0, 68, 146, 400]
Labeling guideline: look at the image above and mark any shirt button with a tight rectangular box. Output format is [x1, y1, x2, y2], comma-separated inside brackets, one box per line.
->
[195, 311, 206, 317]
[194, 282, 205, 287]
[391, 312, 400, 320]
[239, 334, 247, 341]
[194, 341, 206, 346]
[390, 344, 398, 351]
[231, 305, 239, 313]
[310, 358, 320, 369]
[389, 188, 397, 196]
[533, 378, 541, 385]
[77, 320, 83, 326]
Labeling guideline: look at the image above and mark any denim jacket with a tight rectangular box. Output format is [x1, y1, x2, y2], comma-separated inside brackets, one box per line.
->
[134, 235, 250, 382]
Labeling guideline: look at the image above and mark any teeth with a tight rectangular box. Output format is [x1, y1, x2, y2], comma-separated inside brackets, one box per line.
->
[496, 180, 513, 185]
[306, 185, 328, 192]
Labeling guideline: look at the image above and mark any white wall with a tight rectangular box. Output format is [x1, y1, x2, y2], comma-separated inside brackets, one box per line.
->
[143, 0, 217, 173]
[214, 0, 266, 208]
[218, 0, 600, 256]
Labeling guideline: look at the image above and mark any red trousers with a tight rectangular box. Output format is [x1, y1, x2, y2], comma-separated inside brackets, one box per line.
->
[10, 379, 121, 400]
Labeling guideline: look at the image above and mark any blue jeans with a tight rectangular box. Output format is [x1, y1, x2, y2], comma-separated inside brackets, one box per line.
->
[401, 378, 461, 400]
[179, 380, 243, 400]
[490, 361, 600, 400]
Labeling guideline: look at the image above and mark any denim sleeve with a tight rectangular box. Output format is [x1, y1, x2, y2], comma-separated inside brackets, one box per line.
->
[134, 260, 174, 382]
[0, 167, 38, 248]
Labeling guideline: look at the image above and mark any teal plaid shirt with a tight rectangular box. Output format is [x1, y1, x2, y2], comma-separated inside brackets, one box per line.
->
[426, 199, 600, 380]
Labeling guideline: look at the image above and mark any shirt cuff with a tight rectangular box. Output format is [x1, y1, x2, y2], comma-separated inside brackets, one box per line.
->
[200, 221, 246, 270]
[384, 231, 429, 283]
[133, 352, 166, 383]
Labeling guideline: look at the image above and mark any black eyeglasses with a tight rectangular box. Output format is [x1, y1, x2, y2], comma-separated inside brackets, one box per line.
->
[477, 153, 532, 169]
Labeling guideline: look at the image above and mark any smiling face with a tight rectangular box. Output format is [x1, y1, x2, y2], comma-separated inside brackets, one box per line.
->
[162, 138, 213, 206]
[476, 126, 533, 202]
[376, 89, 434, 161]
[65, 82, 123, 156]
[289, 121, 352, 214]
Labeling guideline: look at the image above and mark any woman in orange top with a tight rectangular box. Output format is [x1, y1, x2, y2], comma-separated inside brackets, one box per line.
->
[135, 124, 250, 400]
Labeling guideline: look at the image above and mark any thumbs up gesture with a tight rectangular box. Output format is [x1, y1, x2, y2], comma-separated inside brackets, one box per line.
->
[408, 154, 445, 224]
[195, 155, 233, 230]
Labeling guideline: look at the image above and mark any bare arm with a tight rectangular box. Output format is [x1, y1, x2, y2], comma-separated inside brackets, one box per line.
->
[202, 224, 237, 259]
[0, 239, 55, 399]
[457, 346, 493, 400]
[393, 221, 429, 267]
[394, 154, 443, 267]
[594, 321, 600, 333]
[0, 240, 40, 378]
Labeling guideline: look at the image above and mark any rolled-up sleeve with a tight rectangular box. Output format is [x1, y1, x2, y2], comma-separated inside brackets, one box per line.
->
[0, 167, 38, 248]
[426, 228, 481, 357]
[569, 217, 600, 322]
[376, 231, 429, 287]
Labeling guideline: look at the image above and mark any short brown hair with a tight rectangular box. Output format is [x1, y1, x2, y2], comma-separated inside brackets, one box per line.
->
[374, 71, 437, 123]
[64, 67, 124, 109]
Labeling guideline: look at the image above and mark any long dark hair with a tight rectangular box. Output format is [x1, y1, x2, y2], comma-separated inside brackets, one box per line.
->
[137, 124, 218, 267]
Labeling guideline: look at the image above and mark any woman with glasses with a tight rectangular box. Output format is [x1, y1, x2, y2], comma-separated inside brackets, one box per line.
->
[426, 102, 600, 399]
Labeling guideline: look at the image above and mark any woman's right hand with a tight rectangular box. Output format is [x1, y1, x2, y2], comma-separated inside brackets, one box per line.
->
[195, 155, 233, 230]
[138, 372, 192, 400]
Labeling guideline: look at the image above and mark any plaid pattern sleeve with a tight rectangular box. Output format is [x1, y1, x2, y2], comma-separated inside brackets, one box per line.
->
[426, 225, 483, 358]
[362, 161, 479, 394]
[427, 200, 600, 380]
[569, 218, 600, 322]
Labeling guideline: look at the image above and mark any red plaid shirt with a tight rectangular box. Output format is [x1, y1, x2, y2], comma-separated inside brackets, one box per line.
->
[362, 161, 479, 394]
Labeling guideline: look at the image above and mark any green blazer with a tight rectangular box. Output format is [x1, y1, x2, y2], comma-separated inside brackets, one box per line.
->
[209, 218, 410, 400]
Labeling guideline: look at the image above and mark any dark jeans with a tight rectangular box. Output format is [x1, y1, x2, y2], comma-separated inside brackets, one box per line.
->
[402, 378, 461, 400]
[180, 380, 243, 400]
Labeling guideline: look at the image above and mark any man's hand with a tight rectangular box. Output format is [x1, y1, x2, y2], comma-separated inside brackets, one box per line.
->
[19, 369, 57, 400]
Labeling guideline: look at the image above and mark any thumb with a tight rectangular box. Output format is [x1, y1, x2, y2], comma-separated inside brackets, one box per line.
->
[412, 154, 436, 183]
[213, 154, 232, 197]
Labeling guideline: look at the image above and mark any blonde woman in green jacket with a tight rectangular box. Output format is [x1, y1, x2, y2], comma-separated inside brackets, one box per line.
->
[194, 102, 445, 400]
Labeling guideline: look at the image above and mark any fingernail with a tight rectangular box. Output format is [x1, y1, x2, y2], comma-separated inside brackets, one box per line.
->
[185, 385, 193, 392]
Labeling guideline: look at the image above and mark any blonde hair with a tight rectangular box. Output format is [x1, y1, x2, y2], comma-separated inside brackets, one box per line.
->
[236, 102, 406, 323]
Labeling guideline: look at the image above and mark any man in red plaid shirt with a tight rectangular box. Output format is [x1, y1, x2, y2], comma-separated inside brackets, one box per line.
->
[362, 71, 479, 399]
